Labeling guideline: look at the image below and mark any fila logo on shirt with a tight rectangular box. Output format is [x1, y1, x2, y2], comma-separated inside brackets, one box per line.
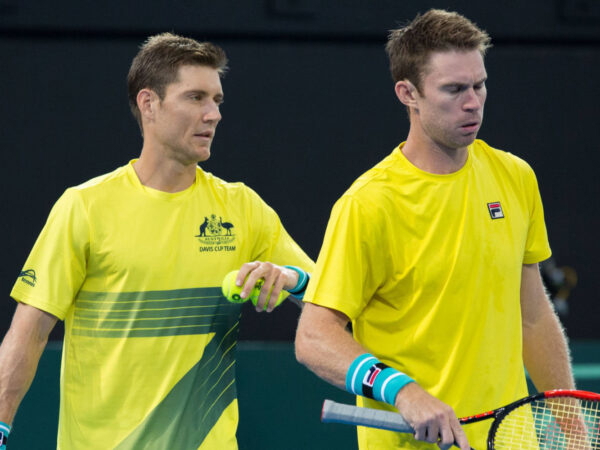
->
[487, 202, 505, 219]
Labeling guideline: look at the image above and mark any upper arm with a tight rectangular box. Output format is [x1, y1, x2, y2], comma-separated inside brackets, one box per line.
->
[520, 263, 552, 328]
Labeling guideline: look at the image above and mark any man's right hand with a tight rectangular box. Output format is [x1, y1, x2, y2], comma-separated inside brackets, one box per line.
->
[394, 382, 470, 450]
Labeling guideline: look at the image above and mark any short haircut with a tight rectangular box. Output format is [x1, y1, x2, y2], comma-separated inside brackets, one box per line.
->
[127, 32, 228, 129]
[385, 9, 491, 92]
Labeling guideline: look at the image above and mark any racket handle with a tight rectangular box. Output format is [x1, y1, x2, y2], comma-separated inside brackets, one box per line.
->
[321, 399, 413, 433]
[321, 400, 475, 450]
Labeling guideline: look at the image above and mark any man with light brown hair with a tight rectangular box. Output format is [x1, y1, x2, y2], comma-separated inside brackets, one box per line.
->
[296, 9, 574, 449]
[0, 32, 313, 449]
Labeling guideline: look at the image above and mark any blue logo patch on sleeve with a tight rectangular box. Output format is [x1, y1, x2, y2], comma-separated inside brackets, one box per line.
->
[19, 269, 37, 287]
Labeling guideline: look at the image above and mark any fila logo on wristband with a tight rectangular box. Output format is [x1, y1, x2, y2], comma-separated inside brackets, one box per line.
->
[364, 365, 383, 387]
[346, 353, 415, 406]
[362, 362, 388, 398]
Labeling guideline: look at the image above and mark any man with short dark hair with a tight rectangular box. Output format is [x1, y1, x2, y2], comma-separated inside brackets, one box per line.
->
[0, 32, 313, 449]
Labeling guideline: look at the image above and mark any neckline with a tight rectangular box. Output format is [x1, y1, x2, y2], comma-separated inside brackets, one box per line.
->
[395, 142, 473, 180]
[126, 159, 200, 200]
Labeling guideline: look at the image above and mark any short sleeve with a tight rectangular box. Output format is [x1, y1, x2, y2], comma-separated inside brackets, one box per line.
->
[10, 188, 90, 319]
[521, 165, 552, 264]
[304, 194, 386, 320]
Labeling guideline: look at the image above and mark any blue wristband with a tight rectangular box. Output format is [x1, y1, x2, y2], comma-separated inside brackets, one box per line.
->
[283, 266, 310, 298]
[345, 354, 415, 406]
[345, 353, 378, 395]
[0, 421, 11, 448]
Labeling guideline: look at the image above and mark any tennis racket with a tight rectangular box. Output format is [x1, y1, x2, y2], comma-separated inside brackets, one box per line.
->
[322, 389, 600, 449]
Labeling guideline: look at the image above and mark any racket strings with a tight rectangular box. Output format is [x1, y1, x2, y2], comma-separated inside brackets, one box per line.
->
[492, 397, 600, 449]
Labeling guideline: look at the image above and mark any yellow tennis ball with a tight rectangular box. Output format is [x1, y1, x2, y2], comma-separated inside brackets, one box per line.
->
[222, 270, 246, 303]
[221, 270, 289, 310]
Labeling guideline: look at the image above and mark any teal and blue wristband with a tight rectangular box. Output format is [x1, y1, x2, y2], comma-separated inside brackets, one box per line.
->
[345, 353, 415, 405]
[0, 421, 10, 448]
[283, 266, 310, 299]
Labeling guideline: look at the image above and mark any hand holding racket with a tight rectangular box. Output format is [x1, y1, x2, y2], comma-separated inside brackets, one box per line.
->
[322, 389, 600, 449]
[393, 383, 470, 449]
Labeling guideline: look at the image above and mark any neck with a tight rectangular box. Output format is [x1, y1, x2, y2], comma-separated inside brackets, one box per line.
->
[402, 132, 469, 175]
[133, 149, 197, 193]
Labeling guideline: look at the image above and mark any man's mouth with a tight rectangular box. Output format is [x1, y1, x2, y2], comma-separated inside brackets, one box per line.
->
[460, 122, 480, 133]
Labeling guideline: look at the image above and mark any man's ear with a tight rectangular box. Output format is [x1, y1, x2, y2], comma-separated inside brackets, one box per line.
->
[395, 80, 419, 108]
[137, 89, 157, 121]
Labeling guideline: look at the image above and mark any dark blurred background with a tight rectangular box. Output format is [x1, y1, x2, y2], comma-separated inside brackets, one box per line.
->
[2, 0, 599, 343]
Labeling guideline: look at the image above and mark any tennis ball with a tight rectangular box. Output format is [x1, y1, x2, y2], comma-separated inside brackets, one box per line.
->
[221, 270, 289, 310]
[222, 270, 246, 303]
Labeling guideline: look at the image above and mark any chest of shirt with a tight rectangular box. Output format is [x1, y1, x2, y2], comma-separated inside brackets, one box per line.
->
[359, 167, 533, 305]
[84, 194, 256, 289]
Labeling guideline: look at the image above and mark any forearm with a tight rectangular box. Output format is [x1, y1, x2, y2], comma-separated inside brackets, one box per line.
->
[0, 334, 46, 422]
[296, 303, 470, 448]
[295, 303, 367, 390]
[521, 263, 575, 392]
[0, 304, 56, 423]
[523, 302, 575, 391]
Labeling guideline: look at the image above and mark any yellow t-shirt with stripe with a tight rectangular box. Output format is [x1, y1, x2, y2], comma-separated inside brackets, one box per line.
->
[304, 140, 551, 449]
[11, 161, 314, 450]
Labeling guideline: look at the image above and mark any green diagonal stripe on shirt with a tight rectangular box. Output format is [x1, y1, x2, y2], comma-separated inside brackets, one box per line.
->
[115, 321, 240, 449]
[72, 287, 241, 338]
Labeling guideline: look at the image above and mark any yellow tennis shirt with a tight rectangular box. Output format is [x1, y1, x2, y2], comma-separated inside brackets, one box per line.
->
[11, 161, 314, 449]
[304, 140, 551, 449]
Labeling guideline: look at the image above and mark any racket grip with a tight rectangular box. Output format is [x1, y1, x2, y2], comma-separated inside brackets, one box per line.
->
[321, 399, 413, 433]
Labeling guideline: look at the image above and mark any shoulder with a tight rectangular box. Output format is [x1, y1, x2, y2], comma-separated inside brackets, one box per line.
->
[346, 150, 401, 196]
[197, 168, 269, 206]
[339, 149, 406, 214]
[472, 139, 534, 175]
[51, 164, 130, 212]
[330, 155, 401, 225]
[72, 164, 130, 192]
[59, 164, 134, 210]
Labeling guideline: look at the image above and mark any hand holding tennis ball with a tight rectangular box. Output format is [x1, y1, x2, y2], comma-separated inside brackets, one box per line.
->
[221, 270, 289, 311]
